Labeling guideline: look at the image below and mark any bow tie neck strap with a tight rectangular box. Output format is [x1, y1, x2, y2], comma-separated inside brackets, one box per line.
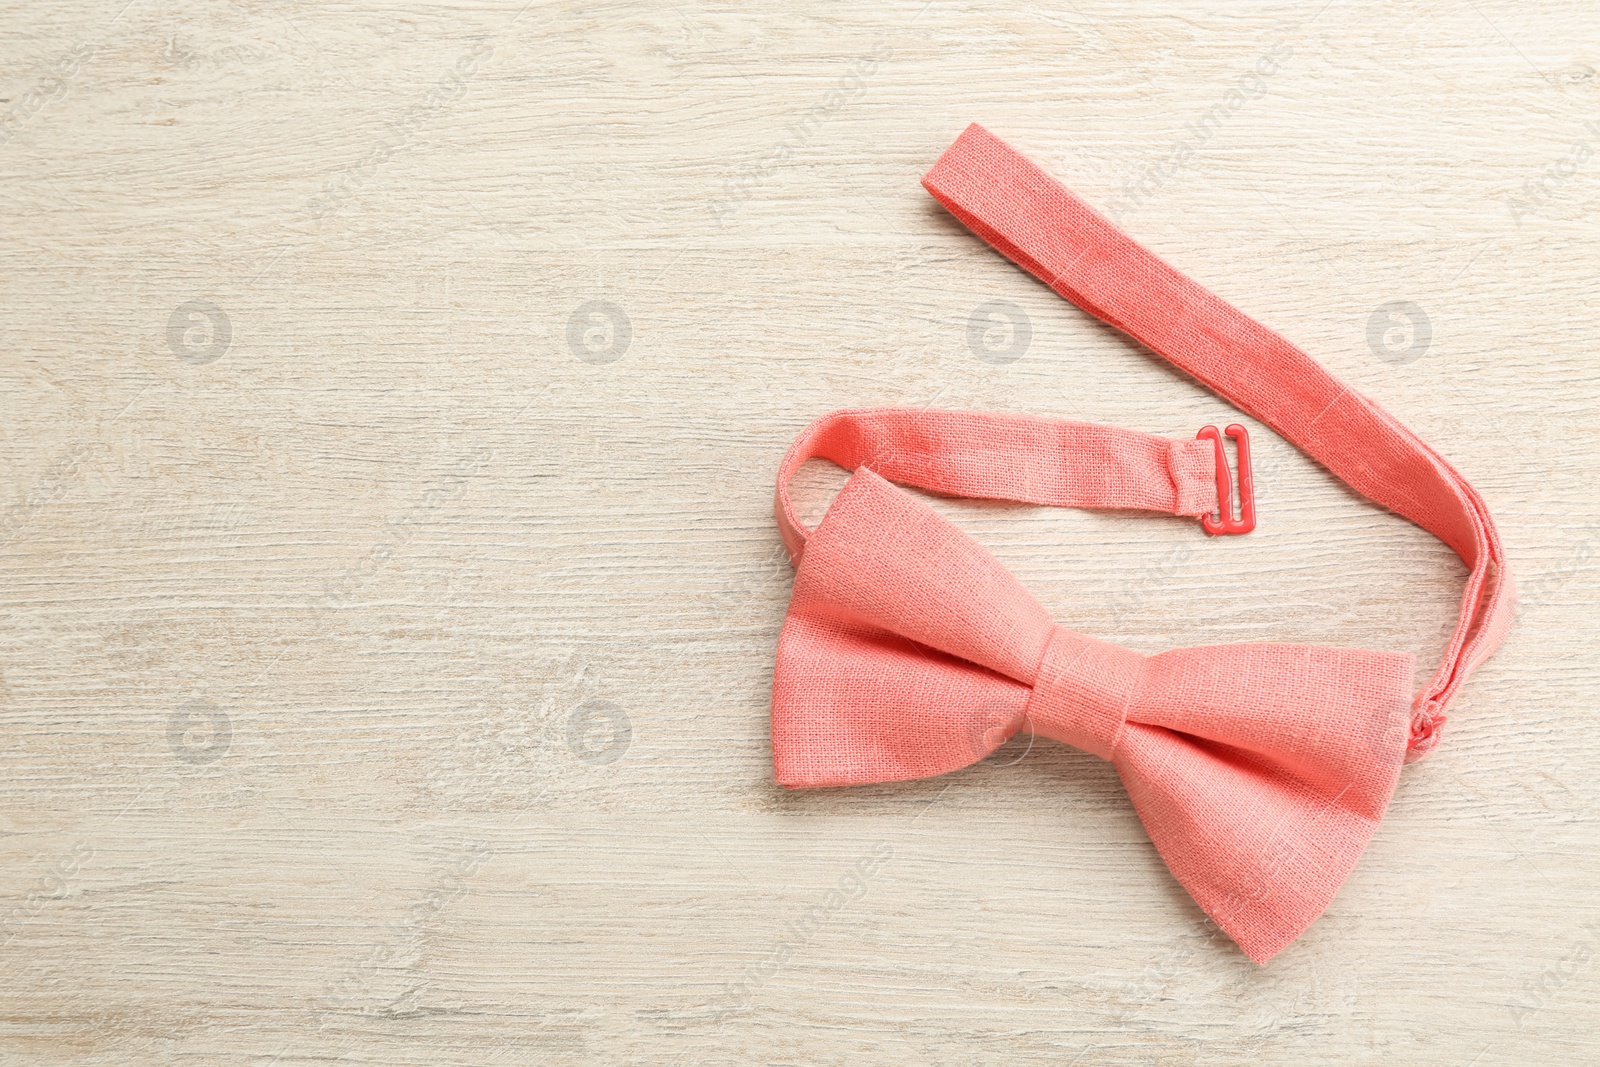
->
[775, 406, 1223, 566]
[921, 123, 1515, 759]
[762, 127, 1499, 961]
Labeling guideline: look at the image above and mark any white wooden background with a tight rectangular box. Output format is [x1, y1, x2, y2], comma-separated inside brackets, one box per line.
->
[1, 1, 1596, 1063]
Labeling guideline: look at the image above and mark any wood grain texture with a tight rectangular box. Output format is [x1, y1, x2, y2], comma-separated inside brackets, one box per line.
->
[1, 1, 1596, 1063]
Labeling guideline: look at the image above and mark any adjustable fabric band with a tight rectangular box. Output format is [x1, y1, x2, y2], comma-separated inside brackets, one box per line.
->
[774, 407, 1225, 564]
[919, 124, 1514, 759]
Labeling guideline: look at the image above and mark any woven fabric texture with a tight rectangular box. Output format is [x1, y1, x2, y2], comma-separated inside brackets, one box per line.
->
[766, 125, 1516, 963]
[772, 463, 1412, 963]
[920, 123, 1515, 757]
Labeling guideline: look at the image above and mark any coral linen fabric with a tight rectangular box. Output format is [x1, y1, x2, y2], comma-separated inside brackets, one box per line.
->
[767, 125, 1516, 964]
[773, 463, 1413, 963]
[920, 124, 1515, 757]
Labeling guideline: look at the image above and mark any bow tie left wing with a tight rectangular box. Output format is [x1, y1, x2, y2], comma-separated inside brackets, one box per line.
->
[772, 466, 1054, 787]
[771, 608, 1035, 787]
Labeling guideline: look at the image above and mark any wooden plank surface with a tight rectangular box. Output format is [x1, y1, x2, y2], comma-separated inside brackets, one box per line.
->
[1, 1, 1596, 1063]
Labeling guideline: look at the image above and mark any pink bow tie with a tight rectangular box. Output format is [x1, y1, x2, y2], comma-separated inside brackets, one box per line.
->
[768, 125, 1516, 963]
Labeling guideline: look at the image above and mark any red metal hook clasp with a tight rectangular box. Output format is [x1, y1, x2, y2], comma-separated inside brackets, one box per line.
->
[1197, 424, 1255, 535]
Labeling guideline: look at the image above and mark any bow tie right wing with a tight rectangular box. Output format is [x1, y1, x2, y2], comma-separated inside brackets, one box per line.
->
[1110, 641, 1414, 964]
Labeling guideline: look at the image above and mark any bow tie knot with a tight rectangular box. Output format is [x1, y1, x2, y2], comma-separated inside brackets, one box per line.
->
[1027, 628, 1139, 762]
